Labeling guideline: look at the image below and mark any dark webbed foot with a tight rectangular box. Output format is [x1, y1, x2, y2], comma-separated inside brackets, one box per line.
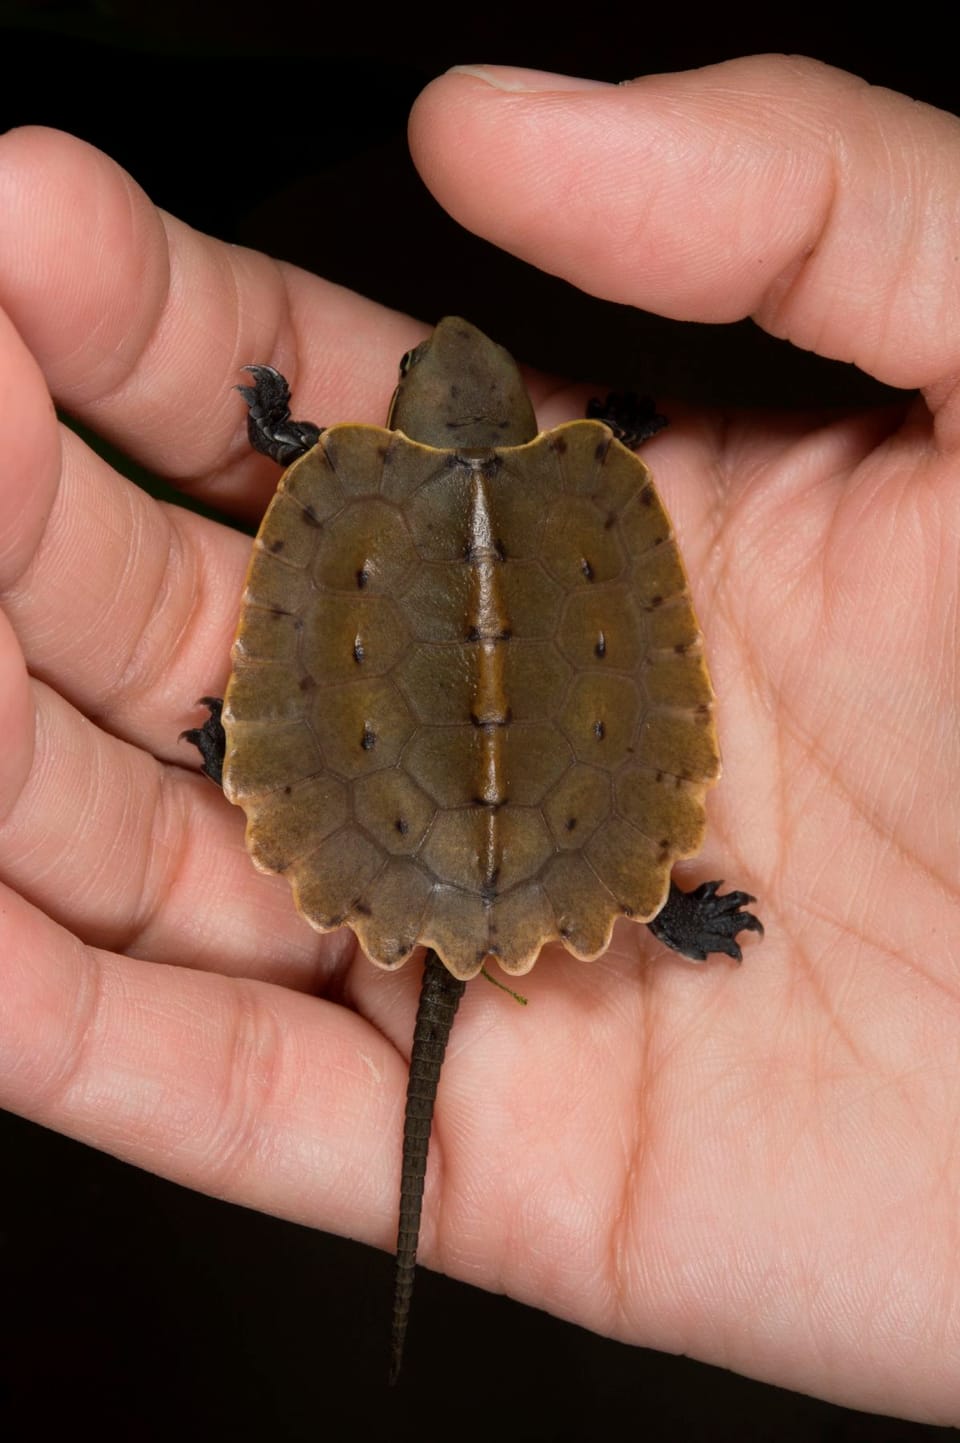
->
[180, 697, 226, 787]
[238, 364, 322, 465]
[648, 880, 763, 962]
[587, 391, 668, 449]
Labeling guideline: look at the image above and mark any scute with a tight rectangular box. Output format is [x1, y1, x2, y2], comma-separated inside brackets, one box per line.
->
[586, 818, 670, 919]
[223, 416, 719, 978]
[543, 764, 611, 849]
[560, 672, 643, 767]
[312, 497, 418, 594]
[311, 678, 416, 778]
[353, 769, 437, 854]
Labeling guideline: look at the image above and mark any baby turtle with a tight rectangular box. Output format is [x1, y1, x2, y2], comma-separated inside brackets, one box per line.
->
[184, 317, 761, 1382]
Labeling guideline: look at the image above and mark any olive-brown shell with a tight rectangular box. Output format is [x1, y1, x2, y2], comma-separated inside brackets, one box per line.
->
[222, 419, 719, 980]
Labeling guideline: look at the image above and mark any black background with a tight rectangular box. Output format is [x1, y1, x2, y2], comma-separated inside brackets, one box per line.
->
[1, 5, 957, 1439]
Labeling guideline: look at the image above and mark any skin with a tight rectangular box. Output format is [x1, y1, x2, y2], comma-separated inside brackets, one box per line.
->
[0, 53, 958, 1422]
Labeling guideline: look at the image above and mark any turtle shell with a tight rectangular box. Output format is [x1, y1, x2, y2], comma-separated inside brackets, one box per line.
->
[222, 418, 719, 980]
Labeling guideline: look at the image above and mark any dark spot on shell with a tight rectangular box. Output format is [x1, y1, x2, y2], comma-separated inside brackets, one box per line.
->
[267, 538, 285, 554]
[660, 838, 670, 849]
[377, 444, 390, 460]
[695, 703, 710, 717]
[361, 726, 377, 750]
[494, 538, 507, 561]
[299, 674, 316, 692]
[648, 595, 663, 609]
[356, 566, 369, 590]
[302, 504, 322, 527]
[595, 632, 607, 658]
[326, 913, 345, 929]
[655, 770, 665, 783]
[565, 816, 578, 831]
[449, 383, 460, 398]
[353, 637, 365, 663]
[674, 641, 689, 654]
[559, 923, 573, 939]
[594, 440, 610, 462]
[640, 488, 654, 508]
[395, 817, 409, 835]
[481, 881, 498, 904]
[466, 625, 480, 642]
[581, 558, 595, 582]
[353, 900, 372, 917]
[594, 719, 606, 741]
[603, 511, 617, 530]
[551, 435, 568, 455]
[293, 617, 304, 633]
[270, 605, 291, 618]
[283, 785, 292, 796]
[621, 904, 635, 917]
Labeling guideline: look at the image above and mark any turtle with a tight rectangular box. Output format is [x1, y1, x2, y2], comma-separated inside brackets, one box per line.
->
[183, 316, 762, 1383]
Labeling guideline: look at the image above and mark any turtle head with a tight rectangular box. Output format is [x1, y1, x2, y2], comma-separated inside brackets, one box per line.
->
[387, 317, 538, 449]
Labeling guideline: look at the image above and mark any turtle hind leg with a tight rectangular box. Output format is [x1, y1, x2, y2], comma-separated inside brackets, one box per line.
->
[390, 950, 466, 1386]
[180, 697, 226, 787]
[237, 364, 322, 465]
[587, 391, 668, 449]
[648, 879, 763, 963]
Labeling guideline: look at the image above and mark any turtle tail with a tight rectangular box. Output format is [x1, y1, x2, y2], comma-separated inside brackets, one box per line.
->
[389, 949, 466, 1385]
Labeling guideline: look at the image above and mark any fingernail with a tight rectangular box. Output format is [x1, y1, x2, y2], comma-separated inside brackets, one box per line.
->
[448, 65, 612, 93]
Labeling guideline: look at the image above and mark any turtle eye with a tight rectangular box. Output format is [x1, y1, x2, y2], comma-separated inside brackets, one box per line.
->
[398, 339, 429, 378]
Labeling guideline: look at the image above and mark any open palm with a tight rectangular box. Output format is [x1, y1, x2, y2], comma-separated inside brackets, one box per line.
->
[2, 55, 958, 1425]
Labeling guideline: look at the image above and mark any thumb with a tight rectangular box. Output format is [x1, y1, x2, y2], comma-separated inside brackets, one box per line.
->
[410, 56, 960, 433]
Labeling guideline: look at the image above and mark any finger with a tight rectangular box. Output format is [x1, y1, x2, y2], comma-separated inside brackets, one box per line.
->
[0, 271, 244, 757]
[0, 653, 336, 986]
[0, 877, 400, 1243]
[410, 57, 960, 430]
[0, 126, 422, 515]
[0, 401, 248, 753]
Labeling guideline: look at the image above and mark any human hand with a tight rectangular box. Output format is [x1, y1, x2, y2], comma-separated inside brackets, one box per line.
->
[1, 53, 958, 1423]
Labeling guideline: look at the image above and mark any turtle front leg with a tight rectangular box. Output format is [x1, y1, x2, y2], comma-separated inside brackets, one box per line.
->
[587, 391, 667, 449]
[181, 697, 226, 787]
[648, 879, 763, 963]
[238, 365, 323, 465]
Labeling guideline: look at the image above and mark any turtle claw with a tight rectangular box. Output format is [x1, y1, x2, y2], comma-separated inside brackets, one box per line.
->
[238, 364, 322, 465]
[647, 879, 763, 963]
[181, 696, 226, 787]
[586, 391, 668, 449]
